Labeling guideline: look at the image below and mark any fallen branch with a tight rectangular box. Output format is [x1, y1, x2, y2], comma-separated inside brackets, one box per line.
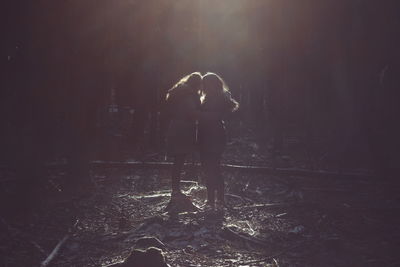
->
[233, 202, 293, 210]
[40, 220, 79, 267]
[88, 160, 374, 180]
[40, 234, 69, 267]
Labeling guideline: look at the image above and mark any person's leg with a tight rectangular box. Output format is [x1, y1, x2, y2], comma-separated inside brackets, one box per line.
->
[216, 176, 225, 205]
[171, 154, 186, 195]
[201, 153, 216, 205]
[214, 154, 225, 205]
[206, 178, 215, 205]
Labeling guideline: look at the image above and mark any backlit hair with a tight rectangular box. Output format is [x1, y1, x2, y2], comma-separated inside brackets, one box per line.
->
[166, 72, 202, 101]
[202, 72, 239, 112]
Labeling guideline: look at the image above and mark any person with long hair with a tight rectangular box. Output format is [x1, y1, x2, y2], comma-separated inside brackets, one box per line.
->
[198, 72, 239, 210]
[165, 72, 202, 199]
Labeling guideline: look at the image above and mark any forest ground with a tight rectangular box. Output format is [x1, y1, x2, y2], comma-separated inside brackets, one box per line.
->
[1, 130, 399, 266]
[1, 163, 399, 266]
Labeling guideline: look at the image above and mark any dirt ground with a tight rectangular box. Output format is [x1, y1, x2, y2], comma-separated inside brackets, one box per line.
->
[1, 163, 399, 267]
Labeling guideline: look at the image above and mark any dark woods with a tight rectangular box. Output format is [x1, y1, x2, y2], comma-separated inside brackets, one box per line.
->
[1, 0, 399, 212]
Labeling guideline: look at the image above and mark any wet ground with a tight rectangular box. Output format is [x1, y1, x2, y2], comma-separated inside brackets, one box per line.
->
[1, 164, 399, 266]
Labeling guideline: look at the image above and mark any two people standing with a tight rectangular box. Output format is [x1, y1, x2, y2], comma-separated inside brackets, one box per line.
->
[165, 72, 239, 210]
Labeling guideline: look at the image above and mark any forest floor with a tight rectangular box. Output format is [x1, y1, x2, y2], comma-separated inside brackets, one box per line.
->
[1, 161, 399, 266]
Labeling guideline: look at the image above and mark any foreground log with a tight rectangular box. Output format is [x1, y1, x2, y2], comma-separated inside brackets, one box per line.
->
[90, 160, 374, 180]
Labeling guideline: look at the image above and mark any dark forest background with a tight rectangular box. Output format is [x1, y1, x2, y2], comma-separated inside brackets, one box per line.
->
[1, 0, 399, 213]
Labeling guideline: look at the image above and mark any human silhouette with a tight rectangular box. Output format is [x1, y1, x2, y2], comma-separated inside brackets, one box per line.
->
[165, 72, 202, 199]
[198, 72, 239, 210]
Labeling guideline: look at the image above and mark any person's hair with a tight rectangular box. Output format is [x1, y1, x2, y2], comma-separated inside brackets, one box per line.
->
[202, 72, 239, 112]
[166, 72, 202, 101]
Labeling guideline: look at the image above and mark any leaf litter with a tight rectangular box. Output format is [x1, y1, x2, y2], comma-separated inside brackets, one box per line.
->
[1, 165, 399, 266]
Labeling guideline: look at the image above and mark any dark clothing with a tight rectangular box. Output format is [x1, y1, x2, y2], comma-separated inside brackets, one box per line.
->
[198, 118, 226, 154]
[167, 120, 197, 155]
[165, 85, 200, 156]
[198, 92, 235, 203]
[198, 94, 232, 154]
[165, 85, 200, 193]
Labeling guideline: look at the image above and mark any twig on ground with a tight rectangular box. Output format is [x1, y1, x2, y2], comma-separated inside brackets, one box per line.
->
[40, 234, 69, 267]
[40, 219, 79, 267]
[233, 202, 293, 210]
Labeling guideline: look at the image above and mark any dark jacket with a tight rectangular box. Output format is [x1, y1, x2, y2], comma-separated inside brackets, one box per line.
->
[198, 93, 235, 154]
[165, 85, 200, 155]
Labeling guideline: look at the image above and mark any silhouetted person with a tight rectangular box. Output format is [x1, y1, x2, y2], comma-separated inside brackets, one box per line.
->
[198, 73, 239, 210]
[165, 72, 202, 198]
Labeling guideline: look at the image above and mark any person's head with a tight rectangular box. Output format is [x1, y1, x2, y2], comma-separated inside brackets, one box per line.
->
[185, 72, 202, 92]
[171, 72, 202, 93]
[202, 72, 239, 111]
[166, 72, 202, 101]
[202, 72, 227, 96]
